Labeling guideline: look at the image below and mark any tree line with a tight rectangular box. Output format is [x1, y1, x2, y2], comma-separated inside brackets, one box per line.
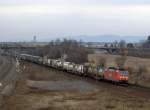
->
[35, 39, 93, 64]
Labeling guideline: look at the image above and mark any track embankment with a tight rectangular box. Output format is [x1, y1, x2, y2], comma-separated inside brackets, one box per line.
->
[0, 55, 18, 107]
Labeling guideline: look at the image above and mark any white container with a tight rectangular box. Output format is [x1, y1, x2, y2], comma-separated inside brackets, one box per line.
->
[63, 62, 70, 70]
[74, 64, 84, 73]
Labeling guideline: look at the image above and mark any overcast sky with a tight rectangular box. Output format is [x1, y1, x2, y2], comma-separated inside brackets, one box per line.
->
[0, 0, 150, 42]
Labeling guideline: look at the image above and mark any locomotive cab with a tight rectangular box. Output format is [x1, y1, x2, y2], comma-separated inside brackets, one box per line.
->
[117, 68, 129, 83]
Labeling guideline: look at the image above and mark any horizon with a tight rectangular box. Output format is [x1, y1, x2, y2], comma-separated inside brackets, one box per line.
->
[0, 35, 148, 43]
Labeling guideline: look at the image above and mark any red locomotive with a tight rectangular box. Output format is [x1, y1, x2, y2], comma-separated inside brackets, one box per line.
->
[104, 67, 128, 83]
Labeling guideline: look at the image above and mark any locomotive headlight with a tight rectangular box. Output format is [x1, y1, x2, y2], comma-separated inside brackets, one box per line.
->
[120, 76, 124, 79]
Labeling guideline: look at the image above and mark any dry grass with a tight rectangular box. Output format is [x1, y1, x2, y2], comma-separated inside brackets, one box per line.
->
[5, 86, 150, 110]
[3, 79, 150, 110]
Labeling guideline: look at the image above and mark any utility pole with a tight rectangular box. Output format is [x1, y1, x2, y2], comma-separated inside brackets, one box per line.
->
[33, 36, 37, 42]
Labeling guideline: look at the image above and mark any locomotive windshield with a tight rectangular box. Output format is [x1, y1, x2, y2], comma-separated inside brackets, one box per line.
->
[120, 70, 128, 76]
[118, 68, 125, 71]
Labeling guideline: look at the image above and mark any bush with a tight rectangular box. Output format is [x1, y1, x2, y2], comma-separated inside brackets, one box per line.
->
[136, 65, 148, 78]
[126, 67, 135, 75]
[115, 56, 126, 68]
[135, 65, 148, 84]
[97, 57, 106, 67]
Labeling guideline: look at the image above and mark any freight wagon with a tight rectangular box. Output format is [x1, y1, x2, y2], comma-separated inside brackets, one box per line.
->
[73, 64, 84, 75]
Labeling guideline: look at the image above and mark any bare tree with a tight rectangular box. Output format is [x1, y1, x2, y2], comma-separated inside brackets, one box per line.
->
[40, 39, 93, 64]
[113, 40, 118, 48]
[142, 35, 150, 48]
[115, 56, 126, 68]
[148, 36, 150, 41]
[110, 44, 114, 48]
[116, 46, 128, 68]
[104, 43, 108, 48]
[119, 40, 126, 48]
[127, 43, 134, 48]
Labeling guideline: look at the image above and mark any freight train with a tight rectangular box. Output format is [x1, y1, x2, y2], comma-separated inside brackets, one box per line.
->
[19, 54, 129, 84]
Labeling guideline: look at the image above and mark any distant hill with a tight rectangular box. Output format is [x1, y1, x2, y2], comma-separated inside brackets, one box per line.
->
[24, 35, 147, 43]
[73, 35, 146, 43]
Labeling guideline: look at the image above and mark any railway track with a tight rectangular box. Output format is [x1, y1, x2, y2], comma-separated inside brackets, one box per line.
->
[0, 58, 12, 80]
[0, 56, 16, 91]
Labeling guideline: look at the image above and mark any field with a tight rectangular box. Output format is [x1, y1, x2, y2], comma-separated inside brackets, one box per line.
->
[2, 61, 150, 110]
[88, 53, 150, 87]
